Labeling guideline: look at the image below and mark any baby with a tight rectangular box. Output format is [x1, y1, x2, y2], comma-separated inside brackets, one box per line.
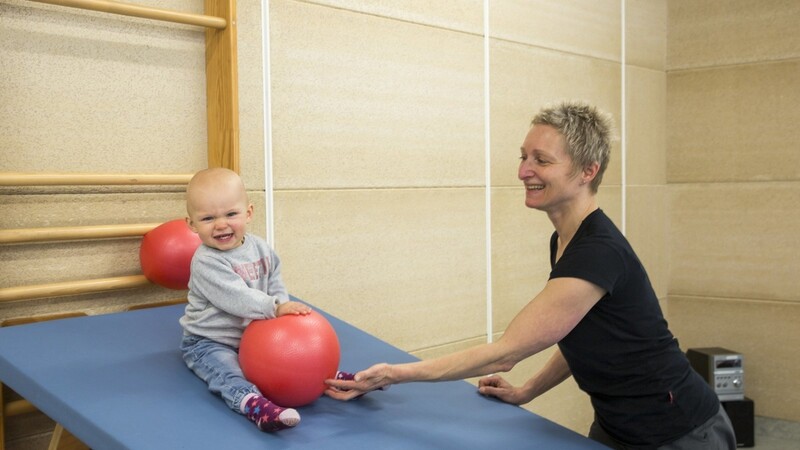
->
[178, 167, 310, 431]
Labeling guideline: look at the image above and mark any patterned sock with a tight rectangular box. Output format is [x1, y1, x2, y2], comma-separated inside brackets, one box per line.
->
[242, 395, 300, 432]
[334, 370, 356, 381]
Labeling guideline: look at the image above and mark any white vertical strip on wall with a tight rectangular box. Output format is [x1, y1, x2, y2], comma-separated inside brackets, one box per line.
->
[620, 0, 627, 236]
[262, 0, 276, 248]
[483, 0, 493, 343]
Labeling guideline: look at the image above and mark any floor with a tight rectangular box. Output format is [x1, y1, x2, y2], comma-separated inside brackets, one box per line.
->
[752, 416, 800, 449]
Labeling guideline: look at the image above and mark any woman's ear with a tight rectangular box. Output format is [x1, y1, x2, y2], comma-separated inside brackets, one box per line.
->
[582, 162, 600, 185]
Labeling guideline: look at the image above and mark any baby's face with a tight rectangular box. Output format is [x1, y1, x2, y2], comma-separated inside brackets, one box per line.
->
[187, 184, 252, 251]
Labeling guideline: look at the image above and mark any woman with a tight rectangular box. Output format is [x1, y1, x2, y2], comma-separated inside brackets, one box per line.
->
[327, 101, 736, 449]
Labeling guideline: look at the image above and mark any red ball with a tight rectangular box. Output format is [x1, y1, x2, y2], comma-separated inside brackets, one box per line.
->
[139, 219, 202, 290]
[239, 311, 341, 408]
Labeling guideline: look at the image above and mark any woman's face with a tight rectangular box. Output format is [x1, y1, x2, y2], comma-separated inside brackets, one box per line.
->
[517, 124, 581, 212]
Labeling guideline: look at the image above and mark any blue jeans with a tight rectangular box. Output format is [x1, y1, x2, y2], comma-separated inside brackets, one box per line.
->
[180, 334, 260, 413]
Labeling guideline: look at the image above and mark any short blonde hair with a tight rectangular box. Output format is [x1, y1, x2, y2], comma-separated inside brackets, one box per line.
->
[532, 101, 614, 193]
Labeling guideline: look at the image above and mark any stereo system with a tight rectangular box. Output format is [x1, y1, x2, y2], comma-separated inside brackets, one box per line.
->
[686, 347, 744, 401]
[687, 347, 753, 447]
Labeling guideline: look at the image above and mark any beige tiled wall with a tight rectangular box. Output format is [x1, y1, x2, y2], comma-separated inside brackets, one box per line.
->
[667, 0, 800, 422]
[667, 61, 800, 184]
[268, 0, 487, 351]
[490, 0, 621, 62]
[268, 0, 484, 190]
[667, 0, 800, 70]
[237, 0, 268, 190]
[625, 66, 667, 299]
[274, 189, 487, 350]
[624, 0, 667, 304]
[301, 0, 483, 34]
[625, 0, 666, 71]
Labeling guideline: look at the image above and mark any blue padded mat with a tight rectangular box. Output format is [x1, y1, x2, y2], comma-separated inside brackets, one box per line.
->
[0, 298, 606, 449]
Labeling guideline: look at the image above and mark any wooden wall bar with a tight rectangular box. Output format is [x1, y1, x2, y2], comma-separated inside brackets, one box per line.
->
[204, 0, 239, 173]
[1, 0, 239, 303]
[0, 173, 193, 186]
[0, 223, 161, 245]
[28, 0, 227, 29]
[0, 276, 151, 303]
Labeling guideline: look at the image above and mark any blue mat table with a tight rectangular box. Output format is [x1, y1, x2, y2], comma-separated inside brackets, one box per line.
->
[0, 298, 606, 449]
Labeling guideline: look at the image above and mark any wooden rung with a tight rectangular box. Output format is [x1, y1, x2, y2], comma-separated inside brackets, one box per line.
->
[125, 298, 187, 311]
[28, 0, 227, 29]
[0, 172, 193, 186]
[2, 311, 88, 327]
[0, 275, 151, 303]
[0, 223, 161, 245]
[5, 398, 37, 416]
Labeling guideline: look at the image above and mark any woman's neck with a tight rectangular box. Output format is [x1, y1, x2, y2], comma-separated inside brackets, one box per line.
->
[549, 196, 598, 247]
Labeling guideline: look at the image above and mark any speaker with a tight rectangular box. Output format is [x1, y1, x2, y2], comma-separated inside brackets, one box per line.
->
[722, 397, 754, 447]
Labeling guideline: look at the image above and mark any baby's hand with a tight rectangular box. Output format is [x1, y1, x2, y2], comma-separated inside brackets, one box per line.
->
[276, 301, 312, 317]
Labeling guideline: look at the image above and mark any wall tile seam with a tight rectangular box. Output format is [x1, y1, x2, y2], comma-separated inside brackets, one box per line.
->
[296, 0, 483, 38]
[667, 293, 800, 306]
[624, 63, 667, 74]
[272, 183, 628, 193]
[300, 0, 635, 57]
[408, 335, 488, 355]
[274, 186, 492, 193]
[491, 36, 622, 65]
[613, 183, 662, 188]
[664, 180, 800, 187]
[666, 56, 800, 74]
[272, 181, 621, 192]
[298, 0, 634, 66]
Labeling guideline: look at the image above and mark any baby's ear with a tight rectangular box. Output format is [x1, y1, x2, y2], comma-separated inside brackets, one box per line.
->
[185, 216, 197, 232]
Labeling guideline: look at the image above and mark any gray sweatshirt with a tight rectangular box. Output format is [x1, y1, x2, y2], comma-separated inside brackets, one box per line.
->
[179, 233, 289, 348]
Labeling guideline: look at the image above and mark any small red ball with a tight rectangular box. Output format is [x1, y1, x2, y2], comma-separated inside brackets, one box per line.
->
[139, 219, 202, 290]
[239, 311, 341, 407]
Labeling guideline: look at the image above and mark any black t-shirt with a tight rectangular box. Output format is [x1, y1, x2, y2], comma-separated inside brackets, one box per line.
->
[550, 209, 719, 447]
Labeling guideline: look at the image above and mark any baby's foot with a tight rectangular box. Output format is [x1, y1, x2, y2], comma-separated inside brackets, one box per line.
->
[243, 395, 300, 432]
[334, 370, 356, 381]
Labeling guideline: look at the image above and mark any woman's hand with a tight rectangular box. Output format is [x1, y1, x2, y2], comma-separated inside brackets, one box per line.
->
[477, 375, 533, 405]
[325, 363, 394, 401]
[276, 301, 312, 317]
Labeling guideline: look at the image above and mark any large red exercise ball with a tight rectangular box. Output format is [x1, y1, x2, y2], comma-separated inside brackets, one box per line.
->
[139, 219, 202, 290]
[239, 311, 341, 408]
